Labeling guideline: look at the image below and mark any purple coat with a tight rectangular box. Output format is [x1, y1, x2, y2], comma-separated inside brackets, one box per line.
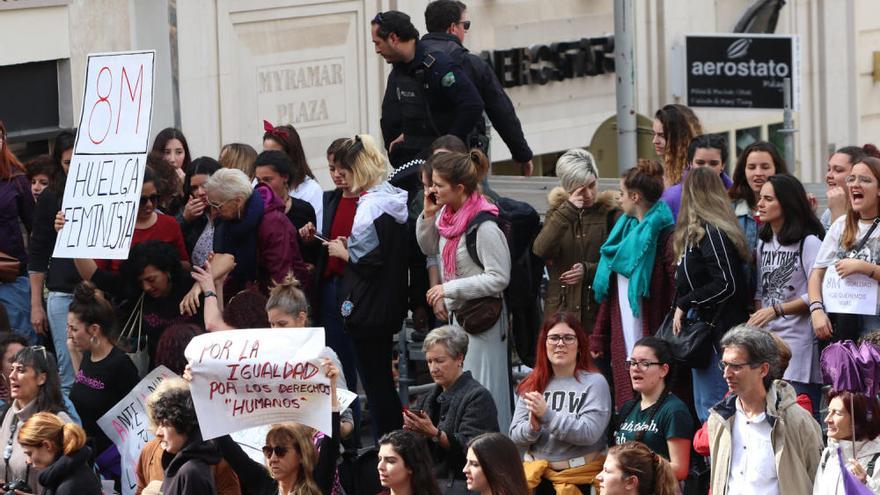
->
[0, 174, 33, 273]
[661, 170, 733, 219]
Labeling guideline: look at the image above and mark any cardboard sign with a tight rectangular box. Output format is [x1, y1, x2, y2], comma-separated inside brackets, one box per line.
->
[97, 366, 177, 495]
[823, 265, 879, 315]
[184, 328, 332, 440]
[54, 51, 155, 259]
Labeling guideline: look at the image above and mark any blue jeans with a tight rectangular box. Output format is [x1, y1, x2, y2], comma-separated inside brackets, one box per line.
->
[47, 291, 75, 394]
[0, 276, 37, 344]
[692, 344, 728, 423]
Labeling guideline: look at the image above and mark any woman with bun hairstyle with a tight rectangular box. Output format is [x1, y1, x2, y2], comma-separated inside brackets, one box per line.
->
[673, 166, 750, 423]
[262, 121, 324, 231]
[18, 412, 100, 495]
[416, 149, 513, 430]
[532, 149, 620, 340]
[597, 441, 677, 495]
[66, 282, 139, 472]
[463, 433, 528, 495]
[590, 160, 676, 407]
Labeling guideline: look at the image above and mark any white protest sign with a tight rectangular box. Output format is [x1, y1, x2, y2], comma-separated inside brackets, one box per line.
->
[54, 50, 155, 259]
[184, 328, 332, 440]
[822, 265, 879, 315]
[97, 366, 178, 495]
[231, 388, 357, 463]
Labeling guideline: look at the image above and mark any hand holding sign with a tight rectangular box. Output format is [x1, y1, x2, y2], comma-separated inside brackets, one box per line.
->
[184, 328, 332, 439]
[822, 264, 879, 316]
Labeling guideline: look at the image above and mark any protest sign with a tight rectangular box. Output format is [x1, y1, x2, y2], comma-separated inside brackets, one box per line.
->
[184, 328, 332, 440]
[97, 366, 177, 495]
[54, 50, 155, 259]
[823, 265, 879, 315]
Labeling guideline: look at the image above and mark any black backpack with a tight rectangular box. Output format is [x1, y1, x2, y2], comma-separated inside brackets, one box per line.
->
[465, 197, 544, 367]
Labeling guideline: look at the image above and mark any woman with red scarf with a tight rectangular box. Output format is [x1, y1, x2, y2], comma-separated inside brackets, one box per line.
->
[416, 150, 512, 431]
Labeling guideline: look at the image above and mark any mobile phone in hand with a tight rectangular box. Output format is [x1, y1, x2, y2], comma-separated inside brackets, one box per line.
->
[314, 233, 330, 243]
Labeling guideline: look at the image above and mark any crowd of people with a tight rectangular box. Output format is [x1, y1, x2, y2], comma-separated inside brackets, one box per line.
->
[0, 1, 878, 494]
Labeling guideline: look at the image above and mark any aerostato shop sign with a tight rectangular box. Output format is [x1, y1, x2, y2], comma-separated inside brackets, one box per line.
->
[685, 34, 800, 110]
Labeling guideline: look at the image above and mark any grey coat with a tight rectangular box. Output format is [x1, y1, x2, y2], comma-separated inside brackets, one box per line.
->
[414, 371, 499, 482]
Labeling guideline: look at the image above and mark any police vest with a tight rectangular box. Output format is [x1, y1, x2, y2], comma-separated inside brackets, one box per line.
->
[395, 54, 455, 150]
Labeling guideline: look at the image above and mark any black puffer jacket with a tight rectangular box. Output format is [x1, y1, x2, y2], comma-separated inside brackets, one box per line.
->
[38, 447, 101, 495]
[160, 434, 221, 495]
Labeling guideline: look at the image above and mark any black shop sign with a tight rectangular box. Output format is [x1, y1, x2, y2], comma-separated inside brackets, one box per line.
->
[685, 34, 799, 110]
[478, 36, 615, 88]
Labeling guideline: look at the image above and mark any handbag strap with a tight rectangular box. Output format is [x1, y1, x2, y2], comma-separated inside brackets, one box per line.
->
[120, 293, 145, 351]
[848, 218, 880, 256]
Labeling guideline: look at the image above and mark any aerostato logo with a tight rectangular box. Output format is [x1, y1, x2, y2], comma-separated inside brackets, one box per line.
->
[690, 37, 790, 78]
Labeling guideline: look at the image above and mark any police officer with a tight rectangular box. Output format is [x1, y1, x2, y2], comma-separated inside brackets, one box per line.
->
[372, 10, 484, 169]
[423, 0, 535, 176]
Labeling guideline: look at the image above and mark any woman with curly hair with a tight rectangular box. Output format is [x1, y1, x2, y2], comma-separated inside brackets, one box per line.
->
[652, 104, 702, 188]
[377, 430, 441, 495]
[145, 377, 219, 495]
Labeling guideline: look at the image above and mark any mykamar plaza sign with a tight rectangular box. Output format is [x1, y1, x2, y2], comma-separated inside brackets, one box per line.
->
[685, 34, 800, 110]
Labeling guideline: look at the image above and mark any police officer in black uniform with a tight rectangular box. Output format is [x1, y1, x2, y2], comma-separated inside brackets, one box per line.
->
[372, 10, 484, 170]
[422, 0, 535, 176]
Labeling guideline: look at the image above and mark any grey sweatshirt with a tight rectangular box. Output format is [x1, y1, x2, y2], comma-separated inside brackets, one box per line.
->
[509, 370, 612, 462]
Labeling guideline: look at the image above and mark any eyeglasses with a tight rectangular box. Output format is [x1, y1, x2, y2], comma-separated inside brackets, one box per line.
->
[845, 175, 875, 185]
[139, 194, 160, 206]
[262, 445, 290, 458]
[624, 360, 663, 371]
[206, 198, 230, 211]
[456, 20, 471, 30]
[546, 334, 577, 345]
[718, 361, 757, 373]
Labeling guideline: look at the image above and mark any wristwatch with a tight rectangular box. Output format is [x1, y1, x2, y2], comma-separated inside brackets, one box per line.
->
[203, 290, 217, 299]
[432, 428, 442, 443]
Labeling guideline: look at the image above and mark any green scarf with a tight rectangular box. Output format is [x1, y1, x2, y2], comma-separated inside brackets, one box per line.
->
[592, 201, 674, 316]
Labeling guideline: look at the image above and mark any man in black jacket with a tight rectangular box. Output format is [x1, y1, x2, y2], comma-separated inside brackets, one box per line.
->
[373, 10, 484, 169]
[422, 0, 535, 176]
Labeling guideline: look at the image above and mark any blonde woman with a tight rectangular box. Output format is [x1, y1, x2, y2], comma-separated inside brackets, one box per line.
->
[219, 143, 258, 179]
[328, 135, 409, 438]
[672, 167, 751, 422]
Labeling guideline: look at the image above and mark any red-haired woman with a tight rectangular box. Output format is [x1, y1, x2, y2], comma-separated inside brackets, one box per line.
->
[0, 121, 36, 344]
[509, 312, 612, 494]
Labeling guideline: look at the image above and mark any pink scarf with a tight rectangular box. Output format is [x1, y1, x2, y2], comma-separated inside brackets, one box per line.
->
[437, 193, 499, 281]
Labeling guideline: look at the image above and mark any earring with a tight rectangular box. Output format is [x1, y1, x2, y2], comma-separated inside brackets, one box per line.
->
[89, 334, 98, 346]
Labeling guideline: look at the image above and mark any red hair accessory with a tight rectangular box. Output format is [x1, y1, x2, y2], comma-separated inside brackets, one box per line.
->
[263, 120, 289, 140]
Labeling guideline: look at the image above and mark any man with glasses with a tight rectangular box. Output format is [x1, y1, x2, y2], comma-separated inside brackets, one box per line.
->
[372, 10, 483, 169]
[707, 325, 822, 495]
[422, 0, 535, 176]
